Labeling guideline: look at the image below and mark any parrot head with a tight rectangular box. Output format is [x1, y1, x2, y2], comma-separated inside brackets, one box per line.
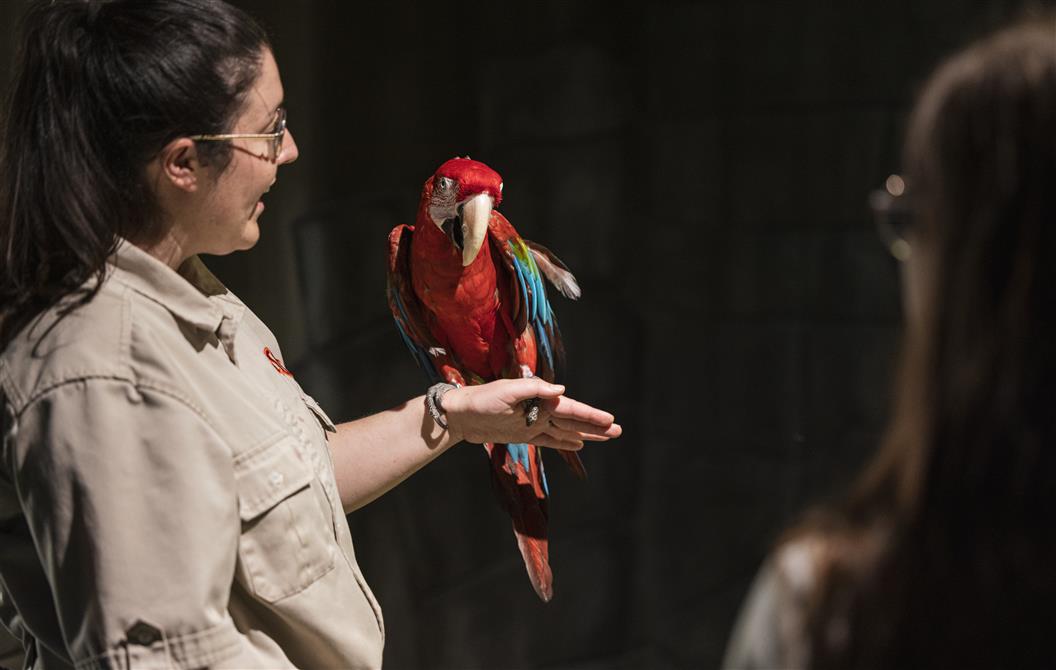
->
[426, 157, 503, 267]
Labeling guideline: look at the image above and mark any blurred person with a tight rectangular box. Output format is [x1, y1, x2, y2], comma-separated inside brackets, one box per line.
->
[723, 14, 1056, 669]
[0, 1, 620, 668]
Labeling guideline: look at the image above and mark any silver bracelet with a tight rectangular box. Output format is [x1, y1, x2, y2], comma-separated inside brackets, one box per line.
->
[426, 382, 456, 429]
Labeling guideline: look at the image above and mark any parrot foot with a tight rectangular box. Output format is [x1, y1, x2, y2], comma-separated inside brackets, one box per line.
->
[524, 397, 540, 426]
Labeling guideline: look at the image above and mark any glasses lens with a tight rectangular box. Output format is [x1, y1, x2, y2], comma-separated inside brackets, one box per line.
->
[869, 186, 913, 262]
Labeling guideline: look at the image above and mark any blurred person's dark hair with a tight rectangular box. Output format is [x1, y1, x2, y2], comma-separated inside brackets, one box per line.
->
[0, 0, 269, 349]
[791, 13, 1056, 668]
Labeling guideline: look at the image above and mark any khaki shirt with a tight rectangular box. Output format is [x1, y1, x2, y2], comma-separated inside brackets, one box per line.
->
[0, 241, 384, 669]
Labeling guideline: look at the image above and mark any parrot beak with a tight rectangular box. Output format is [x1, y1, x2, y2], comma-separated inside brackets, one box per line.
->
[459, 192, 492, 267]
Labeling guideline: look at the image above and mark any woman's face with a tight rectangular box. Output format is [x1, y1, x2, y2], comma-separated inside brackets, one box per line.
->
[195, 48, 298, 255]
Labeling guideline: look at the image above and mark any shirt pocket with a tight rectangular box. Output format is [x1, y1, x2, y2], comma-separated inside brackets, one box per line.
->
[234, 438, 336, 603]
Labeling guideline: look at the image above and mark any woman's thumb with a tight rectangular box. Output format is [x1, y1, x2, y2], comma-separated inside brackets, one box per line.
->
[535, 381, 565, 398]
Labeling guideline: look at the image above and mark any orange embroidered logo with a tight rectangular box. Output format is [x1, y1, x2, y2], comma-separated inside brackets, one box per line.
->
[264, 347, 294, 377]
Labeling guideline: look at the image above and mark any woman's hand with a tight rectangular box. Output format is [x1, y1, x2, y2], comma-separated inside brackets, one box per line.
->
[441, 378, 622, 450]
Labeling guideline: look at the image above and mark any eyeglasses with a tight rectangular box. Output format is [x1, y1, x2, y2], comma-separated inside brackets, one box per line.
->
[869, 173, 913, 262]
[190, 107, 287, 162]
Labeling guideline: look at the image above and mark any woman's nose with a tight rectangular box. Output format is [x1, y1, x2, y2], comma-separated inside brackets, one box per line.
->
[278, 128, 299, 165]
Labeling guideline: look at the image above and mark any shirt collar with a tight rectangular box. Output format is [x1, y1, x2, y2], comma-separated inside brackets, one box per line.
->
[107, 239, 237, 337]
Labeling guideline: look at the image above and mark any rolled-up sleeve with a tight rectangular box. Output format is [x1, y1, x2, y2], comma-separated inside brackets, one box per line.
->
[7, 378, 293, 669]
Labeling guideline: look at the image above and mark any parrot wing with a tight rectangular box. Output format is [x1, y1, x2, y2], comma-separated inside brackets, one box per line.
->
[487, 212, 578, 383]
[488, 213, 588, 483]
[386, 224, 444, 383]
[525, 240, 581, 300]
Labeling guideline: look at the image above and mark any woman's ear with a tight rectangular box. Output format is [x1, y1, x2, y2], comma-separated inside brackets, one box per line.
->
[155, 137, 202, 192]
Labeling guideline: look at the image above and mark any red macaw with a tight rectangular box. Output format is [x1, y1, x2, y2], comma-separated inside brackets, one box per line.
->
[386, 157, 584, 601]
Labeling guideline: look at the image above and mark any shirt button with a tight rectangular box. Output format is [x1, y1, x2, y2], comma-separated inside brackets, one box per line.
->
[269, 471, 284, 487]
[126, 621, 161, 646]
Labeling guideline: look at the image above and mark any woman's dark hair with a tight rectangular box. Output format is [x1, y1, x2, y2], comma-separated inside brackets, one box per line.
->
[791, 14, 1056, 669]
[0, 0, 270, 347]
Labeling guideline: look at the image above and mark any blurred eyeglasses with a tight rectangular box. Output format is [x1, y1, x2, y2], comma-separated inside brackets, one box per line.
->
[869, 174, 913, 262]
[190, 107, 287, 162]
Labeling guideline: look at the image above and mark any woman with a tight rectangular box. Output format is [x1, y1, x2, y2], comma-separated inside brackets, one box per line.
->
[723, 15, 1056, 669]
[0, 1, 620, 668]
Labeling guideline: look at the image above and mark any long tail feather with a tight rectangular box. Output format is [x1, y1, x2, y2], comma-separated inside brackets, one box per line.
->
[487, 442, 554, 601]
[514, 525, 552, 602]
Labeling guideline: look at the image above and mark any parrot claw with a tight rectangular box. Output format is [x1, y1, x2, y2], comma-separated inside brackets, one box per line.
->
[427, 346, 447, 356]
[524, 398, 540, 426]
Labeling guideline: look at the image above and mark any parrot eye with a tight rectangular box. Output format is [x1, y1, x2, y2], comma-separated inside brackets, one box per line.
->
[436, 177, 453, 192]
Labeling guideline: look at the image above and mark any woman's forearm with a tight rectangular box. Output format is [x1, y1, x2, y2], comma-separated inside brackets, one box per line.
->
[328, 379, 621, 514]
[328, 395, 458, 513]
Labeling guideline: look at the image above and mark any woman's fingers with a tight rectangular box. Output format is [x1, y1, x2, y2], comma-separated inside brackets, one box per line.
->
[544, 396, 620, 432]
[535, 419, 586, 444]
[547, 416, 621, 440]
[531, 431, 584, 451]
[530, 417, 620, 451]
[496, 379, 615, 428]
[500, 378, 565, 404]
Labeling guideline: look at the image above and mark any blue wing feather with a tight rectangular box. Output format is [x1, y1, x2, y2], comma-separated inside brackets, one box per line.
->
[506, 237, 561, 374]
[507, 443, 549, 496]
[389, 286, 441, 382]
[506, 237, 557, 344]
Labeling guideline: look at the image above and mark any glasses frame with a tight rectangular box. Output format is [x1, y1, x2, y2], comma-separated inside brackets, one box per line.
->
[869, 174, 914, 262]
[190, 107, 286, 162]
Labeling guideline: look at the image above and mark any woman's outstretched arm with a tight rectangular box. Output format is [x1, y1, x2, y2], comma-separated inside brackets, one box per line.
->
[327, 378, 621, 512]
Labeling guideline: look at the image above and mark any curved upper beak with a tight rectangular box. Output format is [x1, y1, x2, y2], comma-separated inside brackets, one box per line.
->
[460, 192, 492, 267]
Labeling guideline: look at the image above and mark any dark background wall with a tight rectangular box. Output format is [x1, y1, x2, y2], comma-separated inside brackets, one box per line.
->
[2, 1, 1051, 668]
